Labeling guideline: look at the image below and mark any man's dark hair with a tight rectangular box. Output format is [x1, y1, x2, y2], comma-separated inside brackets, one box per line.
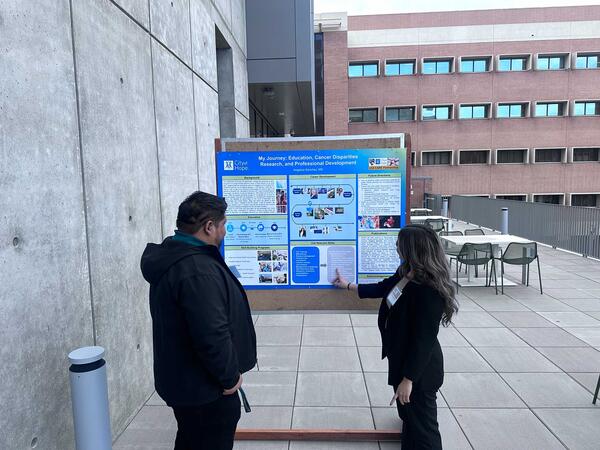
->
[176, 191, 228, 235]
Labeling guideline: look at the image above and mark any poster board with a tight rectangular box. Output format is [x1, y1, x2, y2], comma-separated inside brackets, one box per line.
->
[216, 135, 411, 311]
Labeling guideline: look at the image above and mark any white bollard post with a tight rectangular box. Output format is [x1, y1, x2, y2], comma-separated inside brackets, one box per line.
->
[69, 346, 112, 450]
[441, 199, 448, 218]
[501, 207, 509, 235]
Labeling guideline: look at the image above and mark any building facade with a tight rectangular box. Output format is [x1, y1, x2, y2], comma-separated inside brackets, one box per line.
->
[0, 0, 312, 448]
[316, 6, 600, 207]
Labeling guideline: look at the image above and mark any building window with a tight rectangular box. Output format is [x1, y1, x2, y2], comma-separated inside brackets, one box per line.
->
[537, 54, 567, 70]
[460, 57, 490, 73]
[497, 103, 527, 118]
[422, 151, 452, 166]
[573, 147, 600, 162]
[385, 60, 415, 76]
[422, 58, 453, 74]
[575, 53, 600, 69]
[348, 62, 378, 77]
[535, 148, 564, 163]
[496, 195, 527, 201]
[411, 151, 416, 167]
[497, 149, 527, 164]
[534, 194, 563, 205]
[498, 56, 528, 71]
[459, 150, 489, 165]
[535, 102, 567, 117]
[422, 105, 452, 121]
[349, 108, 378, 123]
[571, 194, 600, 207]
[573, 101, 600, 116]
[385, 106, 415, 122]
[459, 104, 489, 119]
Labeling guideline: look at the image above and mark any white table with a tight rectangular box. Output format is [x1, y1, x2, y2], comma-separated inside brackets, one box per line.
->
[410, 215, 449, 221]
[440, 235, 533, 287]
[410, 215, 450, 231]
[410, 208, 432, 216]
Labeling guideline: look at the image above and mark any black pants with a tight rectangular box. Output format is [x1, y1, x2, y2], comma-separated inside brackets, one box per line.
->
[395, 388, 442, 450]
[172, 393, 241, 450]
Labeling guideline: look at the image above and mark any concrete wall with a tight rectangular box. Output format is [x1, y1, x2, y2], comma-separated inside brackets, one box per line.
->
[0, 0, 249, 449]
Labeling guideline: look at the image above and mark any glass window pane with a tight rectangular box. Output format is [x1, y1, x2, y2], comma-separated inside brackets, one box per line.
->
[459, 106, 471, 119]
[422, 62, 436, 74]
[573, 148, 599, 162]
[587, 103, 598, 115]
[386, 108, 399, 121]
[576, 56, 587, 69]
[398, 108, 414, 121]
[400, 63, 414, 75]
[363, 64, 378, 76]
[574, 103, 585, 116]
[538, 57, 549, 70]
[549, 57, 561, 69]
[548, 103, 559, 116]
[536, 104, 547, 116]
[436, 107, 450, 120]
[591, 56, 599, 68]
[461, 60, 474, 72]
[499, 59, 510, 71]
[510, 104, 522, 117]
[513, 58, 524, 70]
[497, 105, 509, 117]
[349, 110, 363, 122]
[385, 63, 399, 76]
[437, 61, 450, 73]
[422, 107, 435, 120]
[363, 109, 377, 122]
[474, 59, 487, 72]
[473, 106, 486, 118]
[348, 65, 362, 77]
[498, 149, 526, 164]
[536, 149, 562, 162]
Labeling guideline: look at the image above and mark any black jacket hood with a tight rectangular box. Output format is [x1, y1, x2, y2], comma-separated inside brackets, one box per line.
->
[140, 237, 218, 285]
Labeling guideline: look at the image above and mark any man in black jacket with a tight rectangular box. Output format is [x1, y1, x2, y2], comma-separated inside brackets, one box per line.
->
[141, 191, 257, 450]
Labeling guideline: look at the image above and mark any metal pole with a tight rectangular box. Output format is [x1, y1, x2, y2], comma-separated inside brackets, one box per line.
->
[500, 207, 509, 235]
[69, 346, 112, 450]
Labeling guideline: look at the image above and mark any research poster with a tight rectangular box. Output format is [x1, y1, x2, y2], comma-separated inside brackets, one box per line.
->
[216, 148, 407, 289]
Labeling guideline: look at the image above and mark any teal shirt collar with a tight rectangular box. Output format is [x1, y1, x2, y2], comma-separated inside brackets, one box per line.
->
[172, 230, 207, 247]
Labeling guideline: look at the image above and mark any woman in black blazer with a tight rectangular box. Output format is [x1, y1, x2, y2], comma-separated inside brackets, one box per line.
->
[333, 224, 458, 449]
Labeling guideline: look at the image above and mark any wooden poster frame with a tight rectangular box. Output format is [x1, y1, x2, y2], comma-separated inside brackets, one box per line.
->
[215, 134, 411, 312]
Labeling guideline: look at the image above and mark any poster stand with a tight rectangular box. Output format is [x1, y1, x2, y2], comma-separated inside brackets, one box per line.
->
[216, 135, 410, 444]
[216, 134, 411, 312]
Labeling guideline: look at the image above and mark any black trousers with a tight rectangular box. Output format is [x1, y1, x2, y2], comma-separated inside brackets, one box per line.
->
[395, 388, 442, 450]
[172, 393, 241, 450]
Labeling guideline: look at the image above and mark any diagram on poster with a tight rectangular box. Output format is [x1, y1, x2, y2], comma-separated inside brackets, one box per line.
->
[217, 149, 406, 289]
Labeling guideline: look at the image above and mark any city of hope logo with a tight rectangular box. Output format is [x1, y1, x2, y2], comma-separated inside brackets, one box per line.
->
[223, 160, 234, 170]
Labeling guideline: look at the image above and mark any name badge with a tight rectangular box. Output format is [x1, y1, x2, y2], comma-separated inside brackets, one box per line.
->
[386, 282, 404, 308]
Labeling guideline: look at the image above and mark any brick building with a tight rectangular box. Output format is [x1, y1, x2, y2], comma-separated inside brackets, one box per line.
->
[315, 6, 600, 206]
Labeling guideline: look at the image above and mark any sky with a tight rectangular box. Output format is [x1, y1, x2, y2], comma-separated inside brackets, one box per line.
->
[314, 0, 599, 15]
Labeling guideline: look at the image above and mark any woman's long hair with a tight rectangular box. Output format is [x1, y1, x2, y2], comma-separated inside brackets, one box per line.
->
[396, 224, 458, 326]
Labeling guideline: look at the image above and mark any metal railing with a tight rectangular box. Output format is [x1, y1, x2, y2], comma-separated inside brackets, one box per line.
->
[450, 195, 600, 259]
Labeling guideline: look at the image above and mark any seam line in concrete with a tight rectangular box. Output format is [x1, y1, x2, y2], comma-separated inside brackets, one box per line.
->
[107, 0, 221, 97]
[68, 0, 97, 345]
[148, 20, 165, 240]
[351, 319, 378, 433]
[289, 314, 305, 430]
[187, 0, 201, 190]
[191, 75, 201, 190]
